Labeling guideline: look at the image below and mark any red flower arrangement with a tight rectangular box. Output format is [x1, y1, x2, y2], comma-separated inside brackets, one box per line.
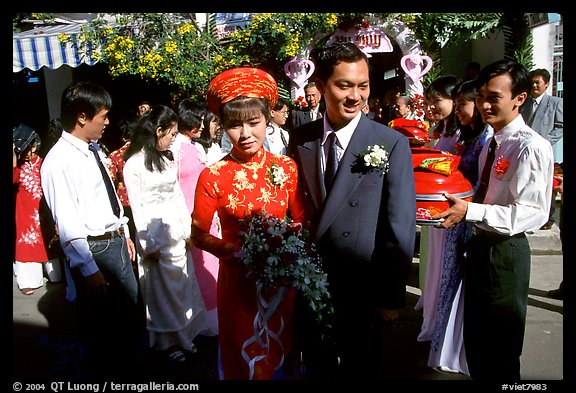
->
[293, 96, 308, 110]
[410, 93, 426, 120]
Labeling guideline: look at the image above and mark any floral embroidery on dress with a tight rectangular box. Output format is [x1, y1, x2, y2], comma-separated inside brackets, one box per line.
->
[19, 223, 41, 246]
[256, 187, 273, 204]
[20, 160, 43, 199]
[233, 169, 256, 191]
[227, 192, 245, 212]
[208, 160, 226, 175]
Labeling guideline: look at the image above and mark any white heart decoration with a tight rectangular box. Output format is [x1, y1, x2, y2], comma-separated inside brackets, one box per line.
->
[400, 54, 433, 83]
[284, 59, 315, 89]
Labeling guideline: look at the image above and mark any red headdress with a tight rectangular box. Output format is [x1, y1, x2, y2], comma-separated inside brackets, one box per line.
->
[206, 67, 279, 115]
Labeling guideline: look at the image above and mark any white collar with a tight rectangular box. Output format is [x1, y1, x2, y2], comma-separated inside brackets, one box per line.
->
[61, 131, 92, 157]
[534, 94, 545, 105]
[322, 111, 362, 151]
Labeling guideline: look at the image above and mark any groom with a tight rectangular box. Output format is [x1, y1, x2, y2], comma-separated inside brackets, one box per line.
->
[288, 41, 416, 380]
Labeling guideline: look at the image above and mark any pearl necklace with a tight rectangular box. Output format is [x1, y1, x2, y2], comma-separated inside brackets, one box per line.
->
[229, 150, 266, 180]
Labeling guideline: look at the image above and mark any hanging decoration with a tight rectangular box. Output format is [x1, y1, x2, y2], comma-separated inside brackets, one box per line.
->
[284, 56, 315, 102]
[400, 53, 433, 95]
[326, 21, 393, 56]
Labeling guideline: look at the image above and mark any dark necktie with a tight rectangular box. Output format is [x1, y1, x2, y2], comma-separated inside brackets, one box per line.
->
[473, 137, 497, 203]
[89, 142, 121, 217]
[324, 132, 339, 193]
[526, 97, 537, 126]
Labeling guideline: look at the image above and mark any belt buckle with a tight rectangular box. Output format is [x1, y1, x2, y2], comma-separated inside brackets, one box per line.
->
[114, 227, 124, 238]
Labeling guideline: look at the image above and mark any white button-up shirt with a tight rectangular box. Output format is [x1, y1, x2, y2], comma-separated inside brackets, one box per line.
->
[266, 124, 290, 155]
[466, 115, 554, 235]
[41, 131, 127, 276]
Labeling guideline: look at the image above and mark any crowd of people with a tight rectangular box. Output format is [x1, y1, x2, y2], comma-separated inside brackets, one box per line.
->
[13, 41, 562, 381]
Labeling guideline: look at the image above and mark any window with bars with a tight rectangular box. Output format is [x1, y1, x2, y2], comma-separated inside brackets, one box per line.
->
[553, 20, 563, 97]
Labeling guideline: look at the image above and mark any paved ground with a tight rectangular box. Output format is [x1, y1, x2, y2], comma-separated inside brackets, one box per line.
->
[10, 226, 566, 390]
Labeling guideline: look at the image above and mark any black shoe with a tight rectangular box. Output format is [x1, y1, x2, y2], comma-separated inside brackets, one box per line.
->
[547, 288, 563, 300]
[540, 220, 554, 230]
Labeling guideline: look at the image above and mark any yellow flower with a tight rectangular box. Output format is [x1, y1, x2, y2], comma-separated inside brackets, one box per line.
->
[165, 40, 177, 54]
[326, 14, 339, 26]
[177, 23, 194, 35]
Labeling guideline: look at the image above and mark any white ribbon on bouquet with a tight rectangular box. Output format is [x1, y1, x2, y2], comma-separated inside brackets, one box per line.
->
[241, 283, 288, 380]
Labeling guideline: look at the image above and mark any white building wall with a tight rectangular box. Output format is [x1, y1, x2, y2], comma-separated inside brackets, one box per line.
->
[531, 23, 556, 93]
[530, 21, 562, 163]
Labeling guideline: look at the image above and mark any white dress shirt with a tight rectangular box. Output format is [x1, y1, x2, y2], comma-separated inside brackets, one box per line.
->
[321, 111, 362, 175]
[266, 124, 290, 155]
[465, 115, 554, 235]
[41, 131, 128, 276]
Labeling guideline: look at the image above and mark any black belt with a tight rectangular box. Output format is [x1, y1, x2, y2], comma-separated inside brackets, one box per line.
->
[472, 226, 525, 240]
[87, 227, 124, 241]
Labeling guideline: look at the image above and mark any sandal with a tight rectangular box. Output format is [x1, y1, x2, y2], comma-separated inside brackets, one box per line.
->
[20, 288, 34, 296]
[166, 348, 186, 363]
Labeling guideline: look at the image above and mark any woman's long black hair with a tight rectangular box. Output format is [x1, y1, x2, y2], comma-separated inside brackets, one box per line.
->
[124, 105, 177, 172]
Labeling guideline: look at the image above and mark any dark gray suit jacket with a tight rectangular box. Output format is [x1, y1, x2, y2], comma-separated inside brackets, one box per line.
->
[292, 108, 314, 129]
[291, 102, 325, 130]
[520, 94, 563, 145]
[289, 114, 416, 309]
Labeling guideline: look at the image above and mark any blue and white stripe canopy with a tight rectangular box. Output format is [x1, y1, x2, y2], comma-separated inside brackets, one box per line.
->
[13, 23, 98, 73]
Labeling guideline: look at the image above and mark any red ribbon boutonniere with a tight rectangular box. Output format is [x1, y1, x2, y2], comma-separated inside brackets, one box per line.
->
[494, 155, 510, 174]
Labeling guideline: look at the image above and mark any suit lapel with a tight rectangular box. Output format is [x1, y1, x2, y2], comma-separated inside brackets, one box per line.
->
[297, 129, 324, 210]
[531, 95, 549, 129]
[537, 95, 550, 117]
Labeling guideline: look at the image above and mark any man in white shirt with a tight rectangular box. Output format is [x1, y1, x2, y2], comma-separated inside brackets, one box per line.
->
[41, 81, 141, 378]
[266, 97, 291, 155]
[432, 60, 554, 380]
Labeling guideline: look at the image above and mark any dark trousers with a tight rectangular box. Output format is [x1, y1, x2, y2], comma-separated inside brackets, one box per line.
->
[71, 233, 140, 378]
[297, 270, 382, 380]
[464, 230, 531, 380]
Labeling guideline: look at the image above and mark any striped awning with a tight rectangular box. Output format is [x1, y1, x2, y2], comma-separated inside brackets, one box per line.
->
[13, 23, 99, 73]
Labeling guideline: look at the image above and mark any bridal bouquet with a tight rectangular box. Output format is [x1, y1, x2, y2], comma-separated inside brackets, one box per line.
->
[238, 212, 334, 327]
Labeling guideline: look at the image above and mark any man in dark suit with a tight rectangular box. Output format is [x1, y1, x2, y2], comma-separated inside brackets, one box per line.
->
[288, 42, 416, 380]
[291, 81, 325, 129]
[520, 68, 563, 230]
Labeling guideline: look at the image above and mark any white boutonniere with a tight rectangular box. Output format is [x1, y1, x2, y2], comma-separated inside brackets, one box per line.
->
[357, 144, 389, 174]
[268, 162, 289, 188]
